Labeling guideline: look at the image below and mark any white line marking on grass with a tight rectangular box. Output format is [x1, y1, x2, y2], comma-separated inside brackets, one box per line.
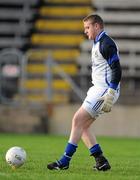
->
[0, 172, 10, 177]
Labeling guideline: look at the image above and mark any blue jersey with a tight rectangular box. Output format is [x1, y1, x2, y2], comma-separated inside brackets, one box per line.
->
[91, 31, 121, 90]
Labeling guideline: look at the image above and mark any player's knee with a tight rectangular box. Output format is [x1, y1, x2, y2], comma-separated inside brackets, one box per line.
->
[72, 115, 84, 129]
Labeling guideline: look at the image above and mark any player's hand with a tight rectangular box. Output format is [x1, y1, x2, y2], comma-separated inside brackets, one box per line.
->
[99, 88, 116, 112]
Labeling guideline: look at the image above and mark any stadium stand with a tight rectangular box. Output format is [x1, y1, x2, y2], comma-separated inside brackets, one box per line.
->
[24, 0, 92, 104]
[2, 0, 140, 105]
[78, 0, 140, 104]
[0, 0, 40, 105]
[0, 0, 93, 105]
[0, 0, 39, 50]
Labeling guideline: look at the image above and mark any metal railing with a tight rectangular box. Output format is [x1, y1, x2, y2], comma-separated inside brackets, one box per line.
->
[24, 50, 85, 104]
[0, 48, 85, 107]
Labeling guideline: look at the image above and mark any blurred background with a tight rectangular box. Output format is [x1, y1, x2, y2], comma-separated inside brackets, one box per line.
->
[0, 0, 140, 137]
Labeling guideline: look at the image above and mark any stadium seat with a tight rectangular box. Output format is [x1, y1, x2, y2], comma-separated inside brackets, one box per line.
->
[94, 12, 140, 23]
[25, 93, 70, 104]
[26, 64, 78, 75]
[35, 20, 83, 32]
[27, 49, 80, 62]
[31, 34, 84, 46]
[24, 79, 71, 90]
[45, 0, 91, 3]
[93, 0, 140, 9]
[39, 6, 91, 17]
[105, 25, 140, 38]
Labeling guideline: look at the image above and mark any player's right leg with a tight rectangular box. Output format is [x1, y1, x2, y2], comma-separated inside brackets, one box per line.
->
[47, 107, 92, 170]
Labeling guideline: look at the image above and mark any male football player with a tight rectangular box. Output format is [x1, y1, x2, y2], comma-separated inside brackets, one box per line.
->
[47, 14, 122, 171]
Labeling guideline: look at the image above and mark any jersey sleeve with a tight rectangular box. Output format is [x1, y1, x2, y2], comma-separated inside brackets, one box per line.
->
[100, 36, 122, 90]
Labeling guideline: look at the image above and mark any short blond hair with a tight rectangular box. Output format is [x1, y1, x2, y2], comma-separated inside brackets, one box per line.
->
[83, 14, 104, 29]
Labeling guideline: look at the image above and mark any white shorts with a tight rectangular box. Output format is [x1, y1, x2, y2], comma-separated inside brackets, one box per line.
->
[82, 85, 120, 119]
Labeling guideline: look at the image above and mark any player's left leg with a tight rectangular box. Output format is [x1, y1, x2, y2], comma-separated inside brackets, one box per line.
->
[82, 127, 111, 171]
[81, 85, 112, 171]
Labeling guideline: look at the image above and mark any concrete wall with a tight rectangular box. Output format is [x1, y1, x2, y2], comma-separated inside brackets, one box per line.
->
[50, 104, 140, 137]
[0, 104, 140, 137]
[0, 105, 41, 133]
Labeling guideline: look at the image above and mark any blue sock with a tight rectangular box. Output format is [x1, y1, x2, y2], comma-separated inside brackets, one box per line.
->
[58, 142, 78, 166]
[89, 144, 102, 157]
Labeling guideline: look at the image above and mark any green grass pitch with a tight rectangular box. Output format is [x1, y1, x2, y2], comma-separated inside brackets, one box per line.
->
[0, 133, 140, 180]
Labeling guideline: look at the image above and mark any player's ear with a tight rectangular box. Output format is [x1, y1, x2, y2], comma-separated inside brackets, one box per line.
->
[95, 23, 99, 29]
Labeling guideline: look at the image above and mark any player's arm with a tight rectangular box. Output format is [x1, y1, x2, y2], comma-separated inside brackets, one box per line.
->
[100, 37, 122, 89]
[99, 37, 122, 112]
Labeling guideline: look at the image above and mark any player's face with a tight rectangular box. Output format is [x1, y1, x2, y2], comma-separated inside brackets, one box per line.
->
[83, 20, 98, 40]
